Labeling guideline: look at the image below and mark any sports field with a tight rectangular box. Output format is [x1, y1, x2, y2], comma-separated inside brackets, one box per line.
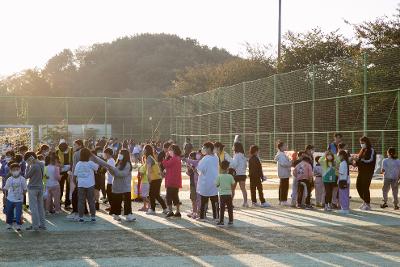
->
[1, 164, 400, 267]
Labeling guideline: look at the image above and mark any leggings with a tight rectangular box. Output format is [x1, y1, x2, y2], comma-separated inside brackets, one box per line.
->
[219, 195, 233, 223]
[200, 195, 219, 219]
[356, 175, 373, 204]
[149, 179, 167, 211]
[324, 183, 335, 205]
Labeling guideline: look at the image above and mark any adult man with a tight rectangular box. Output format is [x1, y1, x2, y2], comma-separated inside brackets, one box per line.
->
[328, 133, 343, 155]
[56, 139, 73, 209]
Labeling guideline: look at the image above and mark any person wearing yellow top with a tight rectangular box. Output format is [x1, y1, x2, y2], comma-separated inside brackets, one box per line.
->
[214, 142, 232, 174]
[138, 160, 150, 212]
[142, 144, 168, 215]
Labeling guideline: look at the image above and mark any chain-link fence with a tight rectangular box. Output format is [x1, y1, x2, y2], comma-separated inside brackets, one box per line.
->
[172, 48, 400, 160]
[1, 48, 399, 158]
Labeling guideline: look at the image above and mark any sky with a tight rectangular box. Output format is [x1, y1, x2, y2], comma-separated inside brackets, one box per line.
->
[0, 0, 399, 77]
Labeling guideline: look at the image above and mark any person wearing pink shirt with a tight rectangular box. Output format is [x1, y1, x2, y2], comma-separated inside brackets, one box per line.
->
[162, 144, 182, 218]
[292, 155, 313, 209]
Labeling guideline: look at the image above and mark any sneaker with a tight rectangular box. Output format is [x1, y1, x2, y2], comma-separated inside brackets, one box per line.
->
[78, 218, 85, 223]
[146, 209, 156, 215]
[15, 225, 21, 231]
[359, 203, 366, 210]
[91, 217, 96, 222]
[338, 209, 350, 215]
[217, 222, 224, 226]
[281, 201, 290, 206]
[7, 224, 12, 230]
[394, 205, 399, 210]
[66, 212, 77, 220]
[166, 211, 174, 217]
[261, 202, 271, 208]
[113, 215, 122, 221]
[380, 203, 388, 209]
[174, 212, 182, 218]
[251, 202, 259, 207]
[162, 209, 169, 215]
[364, 204, 371, 211]
[324, 204, 332, 212]
[305, 205, 313, 210]
[228, 221, 233, 225]
[126, 214, 137, 222]
[242, 202, 249, 208]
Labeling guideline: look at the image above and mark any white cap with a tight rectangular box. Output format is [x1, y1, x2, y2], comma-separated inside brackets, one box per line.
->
[59, 139, 66, 144]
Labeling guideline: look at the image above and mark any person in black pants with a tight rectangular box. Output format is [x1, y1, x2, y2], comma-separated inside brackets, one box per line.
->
[248, 145, 270, 207]
[216, 161, 235, 225]
[354, 136, 376, 211]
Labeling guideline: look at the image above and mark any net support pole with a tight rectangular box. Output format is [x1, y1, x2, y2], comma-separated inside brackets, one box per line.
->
[175, 98, 178, 143]
[398, 90, 400, 152]
[291, 103, 294, 149]
[141, 97, 144, 141]
[199, 97, 202, 146]
[242, 82, 246, 147]
[381, 131, 385, 155]
[335, 98, 339, 132]
[351, 131, 355, 154]
[229, 111, 233, 146]
[311, 65, 315, 145]
[65, 98, 69, 125]
[363, 52, 368, 136]
[104, 97, 107, 138]
[256, 108, 260, 146]
[218, 92, 222, 142]
[273, 75, 277, 144]
[183, 96, 186, 141]
[169, 99, 173, 139]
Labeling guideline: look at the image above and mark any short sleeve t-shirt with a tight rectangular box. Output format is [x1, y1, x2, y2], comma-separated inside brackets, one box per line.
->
[106, 158, 116, 184]
[4, 176, 27, 202]
[382, 158, 400, 180]
[216, 174, 235, 196]
[74, 161, 99, 188]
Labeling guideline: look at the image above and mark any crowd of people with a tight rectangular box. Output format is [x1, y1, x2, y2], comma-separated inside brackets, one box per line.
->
[1, 132, 399, 232]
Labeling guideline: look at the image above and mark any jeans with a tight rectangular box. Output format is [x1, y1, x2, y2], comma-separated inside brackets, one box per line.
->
[78, 187, 96, 218]
[219, 195, 233, 223]
[28, 188, 46, 229]
[149, 179, 167, 211]
[250, 178, 265, 204]
[6, 200, 23, 225]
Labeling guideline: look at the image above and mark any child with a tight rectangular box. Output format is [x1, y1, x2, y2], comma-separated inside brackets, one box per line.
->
[381, 147, 400, 210]
[138, 158, 150, 212]
[274, 141, 292, 206]
[45, 153, 61, 214]
[216, 160, 235, 226]
[4, 163, 27, 231]
[162, 144, 183, 218]
[103, 148, 115, 213]
[186, 151, 201, 219]
[338, 150, 350, 214]
[74, 148, 99, 222]
[292, 155, 313, 209]
[248, 145, 270, 207]
[313, 156, 325, 208]
[319, 151, 340, 211]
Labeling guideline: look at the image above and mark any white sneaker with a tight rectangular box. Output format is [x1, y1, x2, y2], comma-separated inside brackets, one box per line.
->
[146, 209, 156, 215]
[324, 204, 332, 212]
[359, 203, 366, 210]
[162, 209, 169, 215]
[281, 201, 290, 206]
[126, 214, 137, 222]
[338, 209, 350, 215]
[251, 202, 259, 207]
[242, 202, 249, 208]
[261, 202, 271, 208]
[364, 204, 371, 211]
[66, 212, 77, 220]
[113, 215, 122, 221]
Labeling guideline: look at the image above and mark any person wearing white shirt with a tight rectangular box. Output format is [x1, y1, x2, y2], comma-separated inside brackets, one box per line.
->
[73, 148, 99, 222]
[197, 142, 219, 220]
[230, 142, 248, 207]
[103, 148, 115, 213]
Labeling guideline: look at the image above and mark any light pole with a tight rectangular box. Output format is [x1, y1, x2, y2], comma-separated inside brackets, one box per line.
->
[278, 0, 282, 66]
[149, 116, 153, 141]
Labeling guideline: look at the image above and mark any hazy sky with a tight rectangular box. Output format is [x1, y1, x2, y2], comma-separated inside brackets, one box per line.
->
[0, 0, 399, 76]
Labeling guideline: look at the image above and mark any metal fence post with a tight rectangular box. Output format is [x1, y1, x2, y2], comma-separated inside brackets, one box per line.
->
[141, 97, 144, 141]
[335, 98, 339, 132]
[291, 103, 294, 149]
[199, 97, 202, 146]
[242, 82, 246, 148]
[218, 92, 222, 142]
[229, 111, 233, 146]
[311, 65, 315, 145]
[256, 108, 260, 147]
[104, 97, 107, 138]
[398, 90, 400, 152]
[183, 96, 186, 140]
[381, 130, 385, 155]
[273, 75, 277, 144]
[363, 52, 368, 136]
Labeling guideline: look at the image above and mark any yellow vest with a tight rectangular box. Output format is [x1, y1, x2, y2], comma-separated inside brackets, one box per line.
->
[56, 147, 73, 166]
[146, 155, 161, 181]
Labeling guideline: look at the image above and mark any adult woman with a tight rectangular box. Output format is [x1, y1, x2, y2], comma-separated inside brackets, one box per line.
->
[103, 149, 136, 221]
[230, 142, 248, 207]
[214, 142, 232, 174]
[143, 144, 168, 215]
[197, 142, 219, 220]
[354, 136, 376, 210]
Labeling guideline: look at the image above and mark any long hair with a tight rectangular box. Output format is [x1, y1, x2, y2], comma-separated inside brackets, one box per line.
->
[358, 136, 372, 158]
[325, 151, 336, 168]
[117, 149, 132, 171]
[338, 150, 349, 175]
[143, 144, 155, 159]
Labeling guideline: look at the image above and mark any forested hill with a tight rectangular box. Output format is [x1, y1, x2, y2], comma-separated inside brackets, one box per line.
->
[0, 33, 235, 97]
